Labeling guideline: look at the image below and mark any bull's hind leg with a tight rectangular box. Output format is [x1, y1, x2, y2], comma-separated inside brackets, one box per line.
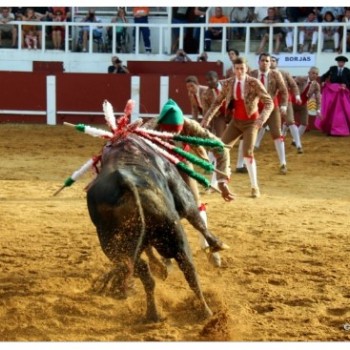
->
[174, 251, 213, 318]
[145, 246, 168, 280]
[134, 258, 161, 323]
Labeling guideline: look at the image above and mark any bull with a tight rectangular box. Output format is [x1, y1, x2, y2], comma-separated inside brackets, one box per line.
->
[86, 132, 227, 322]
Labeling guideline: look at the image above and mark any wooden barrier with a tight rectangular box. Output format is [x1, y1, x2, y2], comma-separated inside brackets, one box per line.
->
[127, 61, 224, 78]
[0, 71, 318, 130]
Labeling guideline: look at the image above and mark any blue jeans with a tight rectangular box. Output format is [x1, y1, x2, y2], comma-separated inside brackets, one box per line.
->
[133, 16, 151, 50]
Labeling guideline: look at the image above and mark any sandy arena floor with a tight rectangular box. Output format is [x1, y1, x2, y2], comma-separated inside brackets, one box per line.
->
[0, 124, 350, 342]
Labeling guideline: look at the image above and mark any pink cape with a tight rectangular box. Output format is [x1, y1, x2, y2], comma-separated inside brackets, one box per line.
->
[315, 83, 350, 136]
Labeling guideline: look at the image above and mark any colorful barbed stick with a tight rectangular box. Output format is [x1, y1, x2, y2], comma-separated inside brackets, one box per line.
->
[63, 122, 113, 138]
[53, 157, 98, 196]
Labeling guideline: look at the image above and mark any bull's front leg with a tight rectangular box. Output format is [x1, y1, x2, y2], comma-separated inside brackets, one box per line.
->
[134, 258, 161, 323]
[185, 208, 229, 253]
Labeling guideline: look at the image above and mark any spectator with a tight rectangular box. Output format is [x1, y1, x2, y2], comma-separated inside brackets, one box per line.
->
[338, 8, 350, 53]
[48, 7, 72, 40]
[33, 7, 50, 21]
[285, 7, 317, 22]
[11, 7, 26, 20]
[252, 7, 268, 39]
[0, 7, 17, 48]
[33, 7, 50, 46]
[230, 7, 253, 40]
[107, 56, 130, 74]
[51, 9, 65, 50]
[170, 49, 192, 62]
[282, 11, 295, 52]
[193, 7, 208, 42]
[319, 7, 345, 21]
[298, 10, 319, 53]
[256, 7, 284, 55]
[133, 7, 151, 53]
[78, 8, 103, 52]
[22, 8, 40, 50]
[48, 7, 71, 21]
[107, 7, 128, 53]
[204, 7, 229, 52]
[320, 11, 340, 52]
[171, 7, 192, 53]
[197, 51, 208, 62]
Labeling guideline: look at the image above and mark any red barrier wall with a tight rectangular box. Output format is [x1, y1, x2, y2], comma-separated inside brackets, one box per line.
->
[0, 71, 318, 130]
[0, 72, 47, 123]
[127, 61, 224, 77]
[55, 73, 131, 124]
[139, 74, 160, 114]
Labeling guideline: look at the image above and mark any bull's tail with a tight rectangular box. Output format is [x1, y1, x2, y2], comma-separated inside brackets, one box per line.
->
[121, 176, 146, 266]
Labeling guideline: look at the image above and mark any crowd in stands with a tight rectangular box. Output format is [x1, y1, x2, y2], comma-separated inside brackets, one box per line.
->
[1, 6, 350, 54]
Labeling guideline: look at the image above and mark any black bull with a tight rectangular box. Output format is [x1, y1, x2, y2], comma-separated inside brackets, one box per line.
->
[87, 134, 225, 322]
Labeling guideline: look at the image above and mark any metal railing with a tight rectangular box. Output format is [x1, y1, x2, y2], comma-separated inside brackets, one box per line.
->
[5, 20, 350, 55]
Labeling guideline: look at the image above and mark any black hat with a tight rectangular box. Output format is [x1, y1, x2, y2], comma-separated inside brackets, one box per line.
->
[335, 56, 348, 62]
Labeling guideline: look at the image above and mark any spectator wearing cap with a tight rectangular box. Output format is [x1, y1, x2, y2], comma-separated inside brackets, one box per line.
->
[321, 55, 350, 89]
[107, 56, 130, 74]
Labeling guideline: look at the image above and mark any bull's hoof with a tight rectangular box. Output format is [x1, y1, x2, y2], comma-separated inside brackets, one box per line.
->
[145, 312, 165, 323]
[210, 241, 230, 253]
[200, 305, 213, 319]
[206, 251, 222, 268]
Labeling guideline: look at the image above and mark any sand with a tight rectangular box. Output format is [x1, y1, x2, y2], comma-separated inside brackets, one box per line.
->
[1, 124, 350, 342]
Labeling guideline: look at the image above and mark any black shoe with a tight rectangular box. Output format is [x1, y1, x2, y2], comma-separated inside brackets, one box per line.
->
[236, 166, 248, 174]
[291, 141, 296, 147]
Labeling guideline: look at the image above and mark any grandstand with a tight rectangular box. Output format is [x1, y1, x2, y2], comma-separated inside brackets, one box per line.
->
[0, 6, 348, 124]
[0, 7, 348, 75]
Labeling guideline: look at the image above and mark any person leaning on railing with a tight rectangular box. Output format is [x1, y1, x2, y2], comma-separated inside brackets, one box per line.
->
[0, 7, 17, 48]
[21, 7, 41, 49]
[107, 7, 128, 53]
[78, 8, 103, 53]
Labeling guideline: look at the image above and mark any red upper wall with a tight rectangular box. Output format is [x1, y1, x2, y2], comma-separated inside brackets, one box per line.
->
[127, 61, 224, 78]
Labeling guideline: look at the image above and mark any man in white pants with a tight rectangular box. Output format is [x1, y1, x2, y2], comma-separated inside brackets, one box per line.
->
[250, 53, 289, 175]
